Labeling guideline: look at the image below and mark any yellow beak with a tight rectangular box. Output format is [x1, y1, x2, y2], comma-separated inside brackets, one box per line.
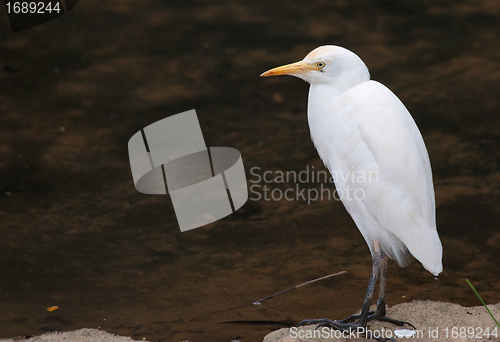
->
[260, 60, 317, 77]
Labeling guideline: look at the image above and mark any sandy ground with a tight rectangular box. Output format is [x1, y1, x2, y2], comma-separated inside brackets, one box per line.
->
[263, 300, 500, 342]
[0, 328, 143, 342]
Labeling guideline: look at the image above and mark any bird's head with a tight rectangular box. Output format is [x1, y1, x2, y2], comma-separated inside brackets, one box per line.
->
[261, 45, 370, 87]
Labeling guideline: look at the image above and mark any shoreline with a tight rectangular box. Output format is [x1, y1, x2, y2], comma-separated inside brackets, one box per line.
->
[0, 328, 148, 342]
[0, 300, 498, 342]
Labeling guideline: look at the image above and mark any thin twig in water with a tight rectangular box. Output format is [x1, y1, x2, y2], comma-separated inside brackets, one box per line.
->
[253, 271, 346, 305]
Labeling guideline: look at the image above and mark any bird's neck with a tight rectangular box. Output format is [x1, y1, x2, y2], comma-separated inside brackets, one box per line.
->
[307, 83, 343, 120]
[306, 84, 340, 165]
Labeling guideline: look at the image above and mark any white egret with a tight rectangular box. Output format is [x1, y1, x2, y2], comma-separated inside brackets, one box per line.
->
[261, 46, 442, 340]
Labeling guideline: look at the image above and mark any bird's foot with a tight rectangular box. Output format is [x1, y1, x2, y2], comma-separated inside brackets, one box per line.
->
[338, 310, 415, 329]
[298, 313, 414, 342]
[377, 315, 415, 329]
[298, 318, 357, 331]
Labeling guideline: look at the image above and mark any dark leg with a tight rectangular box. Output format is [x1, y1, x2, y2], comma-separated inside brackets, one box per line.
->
[376, 253, 388, 316]
[298, 240, 383, 329]
[355, 242, 383, 327]
[372, 253, 415, 329]
[337, 250, 414, 328]
[321, 241, 384, 326]
[298, 240, 414, 341]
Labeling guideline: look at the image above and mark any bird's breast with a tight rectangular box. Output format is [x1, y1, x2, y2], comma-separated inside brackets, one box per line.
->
[307, 85, 360, 176]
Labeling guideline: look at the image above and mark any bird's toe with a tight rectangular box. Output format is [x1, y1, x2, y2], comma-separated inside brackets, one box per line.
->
[377, 316, 416, 329]
[298, 318, 357, 331]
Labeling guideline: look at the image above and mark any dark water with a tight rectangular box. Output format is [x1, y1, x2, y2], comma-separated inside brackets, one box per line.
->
[0, 1, 499, 341]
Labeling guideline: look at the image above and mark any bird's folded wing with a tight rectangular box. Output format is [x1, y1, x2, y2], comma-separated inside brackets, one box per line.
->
[340, 81, 441, 274]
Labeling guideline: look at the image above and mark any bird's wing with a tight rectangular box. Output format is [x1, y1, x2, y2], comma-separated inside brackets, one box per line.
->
[338, 81, 442, 275]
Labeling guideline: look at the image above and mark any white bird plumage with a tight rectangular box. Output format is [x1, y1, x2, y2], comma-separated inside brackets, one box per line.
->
[261, 45, 443, 336]
[262, 45, 442, 275]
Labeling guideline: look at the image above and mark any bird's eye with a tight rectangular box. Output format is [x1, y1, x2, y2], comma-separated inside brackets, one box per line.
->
[316, 62, 326, 68]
